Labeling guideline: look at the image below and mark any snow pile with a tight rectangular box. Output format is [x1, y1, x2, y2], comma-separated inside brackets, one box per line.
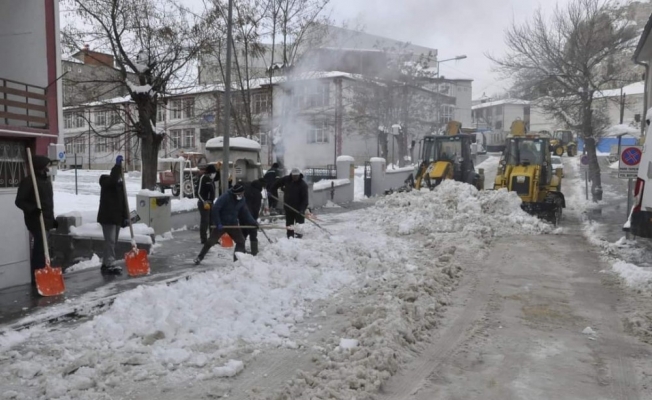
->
[612, 261, 652, 293]
[0, 219, 407, 398]
[65, 254, 102, 273]
[354, 166, 366, 201]
[366, 180, 551, 237]
[70, 223, 154, 245]
[605, 124, 640, 137]
[313, 179, 350, 191]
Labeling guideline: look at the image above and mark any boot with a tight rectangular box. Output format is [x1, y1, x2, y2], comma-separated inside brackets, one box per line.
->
[287, 229, 294, 239]
[251, 241, 259, 256]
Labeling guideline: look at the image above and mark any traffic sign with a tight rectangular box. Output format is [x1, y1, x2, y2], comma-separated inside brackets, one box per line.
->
[618, 145, 642, 179]
[580, 155, 589, 165]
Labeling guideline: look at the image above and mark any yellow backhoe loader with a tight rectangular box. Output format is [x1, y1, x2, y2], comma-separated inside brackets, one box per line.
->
[494, 135, 565, 225]
[407, 121, 484, 191]
[550, 130, 577, 156]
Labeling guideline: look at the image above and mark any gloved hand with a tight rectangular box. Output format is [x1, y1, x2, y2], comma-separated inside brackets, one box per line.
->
[116, 155, 124, 166]
[34, 208, 42, 216]
[203, 202, 211, 210]
[217, 224, 224, 231]
[53, 220, 59, 229]
[122, 219, 130, 228]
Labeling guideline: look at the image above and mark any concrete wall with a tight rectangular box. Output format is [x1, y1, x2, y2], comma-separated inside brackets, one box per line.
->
[369, 158, 413, 196]
[310, 156, 355, 207]
[0, 0, 47, 87]
[451, 80, 473, 127]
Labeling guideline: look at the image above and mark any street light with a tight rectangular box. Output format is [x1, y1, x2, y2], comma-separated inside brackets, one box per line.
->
[436, 55, 467, 78]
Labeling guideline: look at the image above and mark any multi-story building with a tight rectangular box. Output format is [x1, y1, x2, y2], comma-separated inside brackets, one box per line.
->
[62, 45, 137, 106]
[1, 0, 63, 288]
[471, 98, 531, 151]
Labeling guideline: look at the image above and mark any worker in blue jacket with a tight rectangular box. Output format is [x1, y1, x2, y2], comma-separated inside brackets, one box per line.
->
[194, 182, 258, 263]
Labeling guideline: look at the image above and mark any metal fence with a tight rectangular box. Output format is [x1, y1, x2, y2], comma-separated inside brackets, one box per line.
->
[303, 165, 337, 183]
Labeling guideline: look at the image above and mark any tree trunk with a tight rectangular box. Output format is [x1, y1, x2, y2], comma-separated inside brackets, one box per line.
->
[140, 134, 161, 190]
[583, 136, 602, 202]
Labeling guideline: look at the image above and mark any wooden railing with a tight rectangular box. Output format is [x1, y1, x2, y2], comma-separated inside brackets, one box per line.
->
[0, 78, 48, 129]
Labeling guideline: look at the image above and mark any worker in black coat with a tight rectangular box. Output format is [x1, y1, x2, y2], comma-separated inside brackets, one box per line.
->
[243, 179, 264, 255]
[263, 163, 281, 210]
[97, 156, 130, 274]
[273, 168, 309, 239]
[15, 154, 56, 284]
[197, 164, 218, 244]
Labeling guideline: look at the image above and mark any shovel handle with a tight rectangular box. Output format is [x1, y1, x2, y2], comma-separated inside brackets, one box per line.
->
[121, 168, 135, 240]
[26, 148, 51, 265]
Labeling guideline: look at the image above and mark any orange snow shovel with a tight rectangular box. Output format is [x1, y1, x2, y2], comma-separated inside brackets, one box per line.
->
[121, 169, 150, 277]
[27, 149, 65, 297]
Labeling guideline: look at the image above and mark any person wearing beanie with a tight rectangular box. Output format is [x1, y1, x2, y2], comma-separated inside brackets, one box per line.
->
[97, 155, 130, 274]
[272, 167, 309, 239]
[15, 154, 56, 285]
[194, 181, 259, 264]
[243, 179, 264, 255]
[197, 164, 218, 244]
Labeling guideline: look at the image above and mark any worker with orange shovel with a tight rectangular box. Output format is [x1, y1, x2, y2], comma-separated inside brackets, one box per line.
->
[15, 150, 65, 296]
[194, 183, 259, 264]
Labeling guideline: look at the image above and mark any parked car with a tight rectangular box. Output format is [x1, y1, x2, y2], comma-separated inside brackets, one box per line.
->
[551, 155, 564, 177]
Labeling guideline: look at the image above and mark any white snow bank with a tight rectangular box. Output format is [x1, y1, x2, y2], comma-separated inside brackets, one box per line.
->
[70, 223, 154, 245]
[211, 359, 245, 378]
[339, 338, 359, 350]
[324, 200, 342, 208]
[367, 180, 552, 237]
[610, 161, 619, 170]
[137, 189, 170, 197]
[313, 179, 350, 191]
[336, 155, 355, 162]
[386, 164, 415, 173]
[65, 254, 101, 273]
[613, 261, 652, 293]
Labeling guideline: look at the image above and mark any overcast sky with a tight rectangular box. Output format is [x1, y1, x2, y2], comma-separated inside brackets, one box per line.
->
[327, 0, 574, 99]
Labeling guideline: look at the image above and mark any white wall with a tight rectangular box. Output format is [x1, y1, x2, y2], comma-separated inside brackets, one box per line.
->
[0, 0, 47, 87]
[529, 105, 559, 132]
[451, 81, 473, 127]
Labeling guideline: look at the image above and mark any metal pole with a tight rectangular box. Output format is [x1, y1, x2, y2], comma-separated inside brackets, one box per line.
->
[626, 178, 633, 239]
[74, 153, 78, 195]
[585, 169, 589, 200]
[392, 136, 395, 168]
[221, 0, 234, 194]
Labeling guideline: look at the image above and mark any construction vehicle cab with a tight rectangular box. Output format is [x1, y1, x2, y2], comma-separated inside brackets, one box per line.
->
[495, 136, 565, 225]
[411, 133, 484, 190]
[551, 130, 577, 156]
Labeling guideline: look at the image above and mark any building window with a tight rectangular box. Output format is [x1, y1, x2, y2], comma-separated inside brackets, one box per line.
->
[183, 98, 195, 119]
[259, 133, 269, 146]
[66, 137, 86, 154]
[74, 112, 85, 128]
[169, 129, 181, 148]
[109, 110, 121, 126]
[183, 128, 195, 148]
[440, 104, 455, 124]
[95, 136, 108, 152]
[253, 93, 270, 115]
[0, 141, 27, 189]
[64, 113, 73, 129]
[307, 121, 329, 144]
[170, 100, 182, 120]
[94, 110, 107, 126]
[309, 84, 329, 108]
[495, 120, 503, 130]
[157, 106, 165, 122]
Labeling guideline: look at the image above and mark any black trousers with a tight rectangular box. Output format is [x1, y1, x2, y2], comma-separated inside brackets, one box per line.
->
[29, 230, 47, 283]
[243, 227, 258, 243]
[267, 187, 278, 209]
[197, 201, 211, 242]
[197, 227, 246, 261]
[285, 208, 305, 238]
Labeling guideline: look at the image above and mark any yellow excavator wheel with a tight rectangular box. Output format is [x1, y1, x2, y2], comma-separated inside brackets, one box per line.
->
[555, 146, 564, 156]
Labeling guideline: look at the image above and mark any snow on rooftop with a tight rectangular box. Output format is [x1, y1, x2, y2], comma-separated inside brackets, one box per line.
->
[472, 99, 530, 110]
[595, 81, 645, 99]
[205, 136, 262, 151]
[63, 95, 132, 110]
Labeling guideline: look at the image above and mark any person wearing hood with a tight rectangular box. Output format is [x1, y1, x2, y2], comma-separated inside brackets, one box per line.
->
[273, 168, 309, 239]
[97, 155, 130, 274]
[197, 164, 218, 244]
[194, 182, 258, 264]
[243, 179, 264, 255]
[15, 154, 56, 284]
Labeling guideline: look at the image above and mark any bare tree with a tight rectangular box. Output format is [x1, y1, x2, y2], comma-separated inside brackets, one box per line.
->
[62, 0, 207, 189]
[490, 0, 638, 201]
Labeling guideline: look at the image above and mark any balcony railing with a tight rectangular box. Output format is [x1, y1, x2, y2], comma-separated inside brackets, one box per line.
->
[0, 77, 48, 129]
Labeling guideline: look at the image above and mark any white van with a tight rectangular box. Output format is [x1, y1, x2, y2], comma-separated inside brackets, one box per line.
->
[627, 120, 652, 238]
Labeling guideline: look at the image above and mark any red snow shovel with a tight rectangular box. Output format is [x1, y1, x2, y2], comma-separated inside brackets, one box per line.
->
[27, 149, 65, 297]
[121, 169, 150, 277]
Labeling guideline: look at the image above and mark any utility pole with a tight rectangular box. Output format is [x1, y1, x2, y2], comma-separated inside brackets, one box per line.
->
[221, 0, 234, 194]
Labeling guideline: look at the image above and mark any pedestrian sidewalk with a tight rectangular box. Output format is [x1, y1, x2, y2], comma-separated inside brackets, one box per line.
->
[0, 229, 229, 329]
